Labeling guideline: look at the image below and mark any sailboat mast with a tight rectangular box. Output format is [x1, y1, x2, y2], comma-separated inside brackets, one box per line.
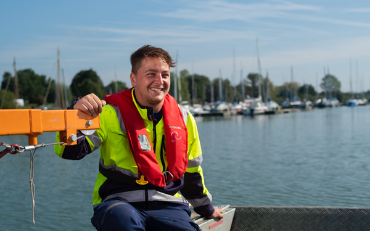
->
[265, 72, 269, 104]
[316, 72, 318, 101]
[256, 39, 263, 100]
[192, 62, 195, 105]
[327, 65, 330, 98]
[43, 63, 56, 106]
[57, 48, 63, 109]
[114, 62, 118, 93]
[174, 52, 178, 101]
[304, 79, 308, 101]
[219, 69, 223, 101]
[203, 83, 205, 103]
[62, 69, 69, 106]
[356, 61, 358, 97]
[13, 57, 19, 109]
[233, 49, 236, 101]
[290, 66, 293, 102]
[241, 68, 244, 101]
[210, 79, 214, 103]
[350, 59, 352, 98]
[177, 51, 182, 103]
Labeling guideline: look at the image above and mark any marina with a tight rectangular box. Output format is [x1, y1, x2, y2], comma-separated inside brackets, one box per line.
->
[2, 105, 370, 230]
[3, 0, 370, 230]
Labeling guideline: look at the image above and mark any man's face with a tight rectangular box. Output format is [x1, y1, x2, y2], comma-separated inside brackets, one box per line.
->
[130, 57, 170, 109]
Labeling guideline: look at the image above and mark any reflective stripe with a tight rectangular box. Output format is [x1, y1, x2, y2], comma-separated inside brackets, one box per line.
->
[179, 105, 188, 126]
[103, 190, 187, 204]
[187, 155, 203, 168]
[94, 190, 187, 208]
[100, 158, 138, 178]
[86, 132, 101, 151]
[187, 193, 212, 208]
[110, 104, 127, 132]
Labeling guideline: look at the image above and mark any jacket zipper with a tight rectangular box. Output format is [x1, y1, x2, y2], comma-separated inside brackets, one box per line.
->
[160, 135, 166, 172]
[145, 188, 149, 209]
[145, 120, 157, 210]
[153, 121, 157, 154]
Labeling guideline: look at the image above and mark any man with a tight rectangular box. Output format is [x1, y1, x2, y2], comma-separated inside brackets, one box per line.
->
[54, 45, 223, 231]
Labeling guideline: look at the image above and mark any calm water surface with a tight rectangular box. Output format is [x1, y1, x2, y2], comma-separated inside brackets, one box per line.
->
[1, 106, 370, 230]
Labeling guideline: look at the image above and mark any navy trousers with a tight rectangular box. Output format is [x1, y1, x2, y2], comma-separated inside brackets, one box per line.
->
[91, 199, 201, 231]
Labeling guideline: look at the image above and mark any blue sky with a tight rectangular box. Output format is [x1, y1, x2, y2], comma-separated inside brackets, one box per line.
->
[1, 0, 370, 92]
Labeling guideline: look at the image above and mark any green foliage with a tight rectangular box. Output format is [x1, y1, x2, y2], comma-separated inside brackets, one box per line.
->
[70, 69, 105, 98]
[320, 74, 341, 93]
[0, 67, 349, 106]
[212, 78, 223, 101]
[170, 71, 190, 102]
[106, 81, 128, 94]
[298, 84, 316, 96]
[0, 90, 15, 109]
[247, 73, 263, 98]
[1, 69, 51, 105]
[180, 72, 190, 102]
[184, 73, 210, 104]
[211, 78, 234, 102]
[1, 72, 13, 91]
[46, 79, 56, 104]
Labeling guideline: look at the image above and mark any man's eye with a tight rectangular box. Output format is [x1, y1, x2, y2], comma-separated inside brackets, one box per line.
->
[149, 73, 155, 76]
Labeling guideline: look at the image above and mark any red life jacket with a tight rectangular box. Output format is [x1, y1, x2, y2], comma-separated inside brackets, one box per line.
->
[104, 88, 188, 187]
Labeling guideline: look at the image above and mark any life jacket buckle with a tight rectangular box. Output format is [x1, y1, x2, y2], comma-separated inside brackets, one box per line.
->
[136, 175, 148, 185]
[163, 171, 174, 184]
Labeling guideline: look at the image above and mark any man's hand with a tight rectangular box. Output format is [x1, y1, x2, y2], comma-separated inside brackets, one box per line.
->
[207, 206, 224, 219]
[73, 93, 106, 117]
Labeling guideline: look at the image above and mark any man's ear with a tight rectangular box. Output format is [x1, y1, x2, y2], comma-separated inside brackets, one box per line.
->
[130, 72, 137, 87]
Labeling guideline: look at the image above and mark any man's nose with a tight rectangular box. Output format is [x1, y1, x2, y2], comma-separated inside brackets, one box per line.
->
[154, 73, 164, 84]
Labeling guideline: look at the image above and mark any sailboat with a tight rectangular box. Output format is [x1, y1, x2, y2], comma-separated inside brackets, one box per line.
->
[12, 57, 24, 108]
[242, 39, 267, 115]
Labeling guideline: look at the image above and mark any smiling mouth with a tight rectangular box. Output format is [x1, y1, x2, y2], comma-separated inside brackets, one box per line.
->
[150, 87, 164, 92]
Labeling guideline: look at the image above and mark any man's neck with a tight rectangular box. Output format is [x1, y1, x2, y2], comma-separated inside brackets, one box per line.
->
[133, 90, 163, 113]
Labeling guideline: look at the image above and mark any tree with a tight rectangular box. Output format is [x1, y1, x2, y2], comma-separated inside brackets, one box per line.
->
[1, 69, 49, 105]
[0, 90, 15, 109]
[1, 72, 13, 91]
[298, 84, 316, 96]
[70, 69, 106, 98]
[106, 81, 128, 94]
[169, 70, 190, 103]
[247, 73, 263, 98]
[212, 78, 223, 101]
[185, 73, 210, 104]
[320, 74, 341, 97]
[222, 79, 233, 102]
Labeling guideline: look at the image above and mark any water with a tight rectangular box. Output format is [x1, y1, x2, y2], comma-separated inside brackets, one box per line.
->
[1, 106, 370, 230]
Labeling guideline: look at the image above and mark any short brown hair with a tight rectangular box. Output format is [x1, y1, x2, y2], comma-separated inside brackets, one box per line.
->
[130, 45, 176, 74]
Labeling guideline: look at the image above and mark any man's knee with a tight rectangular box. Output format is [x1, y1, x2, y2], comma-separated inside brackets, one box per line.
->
[92, 200, 144, 231]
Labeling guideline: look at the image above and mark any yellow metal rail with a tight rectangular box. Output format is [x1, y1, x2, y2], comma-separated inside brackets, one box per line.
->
[0, 109, 100, 145]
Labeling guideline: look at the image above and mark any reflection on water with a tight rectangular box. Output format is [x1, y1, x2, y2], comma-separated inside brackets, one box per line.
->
[1, 106, 370, 230]
[199, 107, 370, 208]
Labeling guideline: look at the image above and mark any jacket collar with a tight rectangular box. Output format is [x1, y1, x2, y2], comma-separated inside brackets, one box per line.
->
[132, 88, 160, 122]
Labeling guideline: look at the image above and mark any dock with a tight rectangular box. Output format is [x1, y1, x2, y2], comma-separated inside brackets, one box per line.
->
[263, 108, 298, 115]
[192, 111, 229, 117]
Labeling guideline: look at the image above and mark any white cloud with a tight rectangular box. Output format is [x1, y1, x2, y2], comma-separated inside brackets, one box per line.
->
[346, 8, 370, 13]
[148, 0, 370, 29]
[147, 0, 321, 22]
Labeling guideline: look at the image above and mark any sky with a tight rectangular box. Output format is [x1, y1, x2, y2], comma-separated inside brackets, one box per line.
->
[1, 0, 370, 92]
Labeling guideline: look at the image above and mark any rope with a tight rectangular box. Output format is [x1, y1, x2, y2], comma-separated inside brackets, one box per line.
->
[29, 149, 36, 225]
[1, 134, 85, 225]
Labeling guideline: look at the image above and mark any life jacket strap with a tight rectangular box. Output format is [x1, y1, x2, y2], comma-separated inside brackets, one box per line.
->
[163, 171, 174, 184]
